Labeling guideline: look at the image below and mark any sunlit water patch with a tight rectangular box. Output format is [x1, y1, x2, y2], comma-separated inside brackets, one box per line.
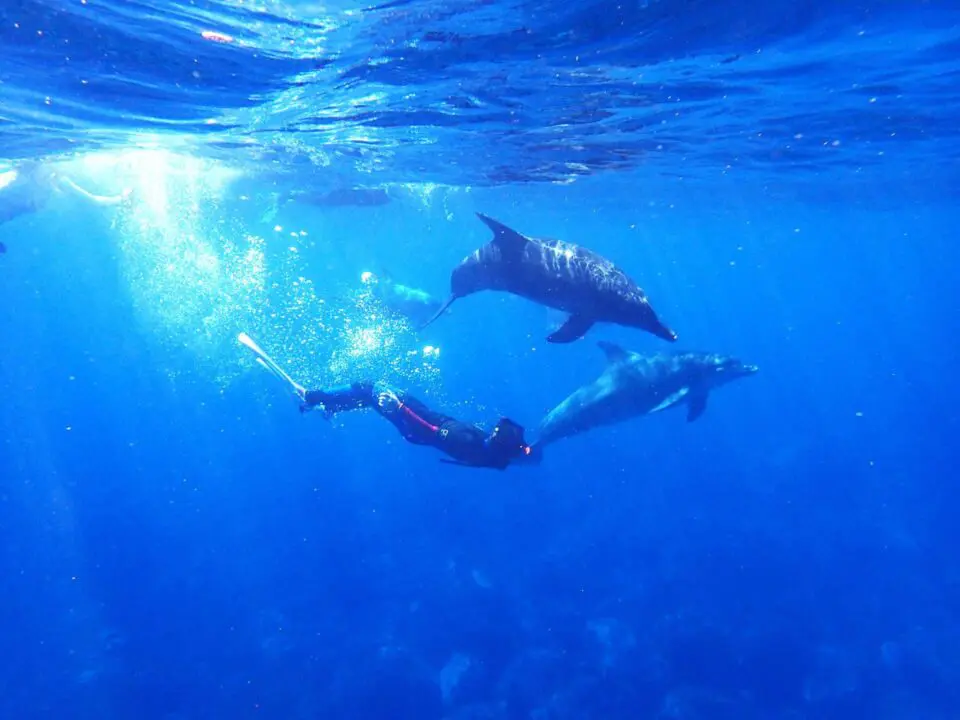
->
[100, 149, 443, 394]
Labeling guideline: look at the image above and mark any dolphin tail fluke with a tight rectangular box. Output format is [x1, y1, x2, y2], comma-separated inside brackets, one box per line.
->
[547, 314, 595, 343]
[418, 294, 458, 331]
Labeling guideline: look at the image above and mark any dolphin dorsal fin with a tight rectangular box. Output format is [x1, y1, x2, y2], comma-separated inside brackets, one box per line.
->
[476, 213, 528, 258]
[597, 341, 630, 365]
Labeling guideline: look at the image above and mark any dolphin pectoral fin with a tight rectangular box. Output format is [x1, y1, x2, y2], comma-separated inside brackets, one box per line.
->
[547, 315, 594, 343]
[476, 212, 529, 260]
[418, 294, 457, 330]
[597, 340, 629, 365]
[650, 388, 689, 413]
[687, 389, 709, 422]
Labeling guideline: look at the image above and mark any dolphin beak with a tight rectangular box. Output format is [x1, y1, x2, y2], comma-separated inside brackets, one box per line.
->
[655, 324, 679, 342]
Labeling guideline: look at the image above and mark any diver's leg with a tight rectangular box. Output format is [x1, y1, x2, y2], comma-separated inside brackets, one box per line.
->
[302, 381, 376, 414]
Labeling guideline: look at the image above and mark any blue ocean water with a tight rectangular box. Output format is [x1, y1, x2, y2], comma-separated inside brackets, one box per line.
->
[1, 0, 959, 718]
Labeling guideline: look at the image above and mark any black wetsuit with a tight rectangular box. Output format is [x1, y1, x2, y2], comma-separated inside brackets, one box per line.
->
[303, 381, 515, 470]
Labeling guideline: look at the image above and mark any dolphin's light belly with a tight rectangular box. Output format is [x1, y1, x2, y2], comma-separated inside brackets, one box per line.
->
[532, 349, 758, 452]
[536, 371, 661, 446]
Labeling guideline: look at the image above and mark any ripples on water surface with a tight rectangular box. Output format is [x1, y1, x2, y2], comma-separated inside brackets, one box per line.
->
[2, 0, 958, 186]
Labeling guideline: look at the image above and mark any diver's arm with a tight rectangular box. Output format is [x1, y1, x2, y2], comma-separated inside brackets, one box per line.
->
[58, 176, 131, 205]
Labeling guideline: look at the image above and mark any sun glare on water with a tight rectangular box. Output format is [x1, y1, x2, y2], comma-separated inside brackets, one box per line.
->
[89, 148, 443, 395]
[100, 149, 279, 383]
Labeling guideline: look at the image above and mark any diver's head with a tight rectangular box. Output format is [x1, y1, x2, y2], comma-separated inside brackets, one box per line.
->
[485, 417, 532, 464]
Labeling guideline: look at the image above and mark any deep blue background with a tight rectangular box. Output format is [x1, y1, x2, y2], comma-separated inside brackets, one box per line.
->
[2, 0, 959, 716]
[2, 172, 957, 718]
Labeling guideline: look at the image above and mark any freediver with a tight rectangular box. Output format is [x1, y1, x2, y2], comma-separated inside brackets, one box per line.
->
[238, 333, 533, 471]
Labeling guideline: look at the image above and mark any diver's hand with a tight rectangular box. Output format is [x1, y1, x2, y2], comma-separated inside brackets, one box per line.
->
[377, 390, 401, 414]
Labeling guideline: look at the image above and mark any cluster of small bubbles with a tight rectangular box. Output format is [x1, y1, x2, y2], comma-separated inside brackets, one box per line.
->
[247, 278, 448, 402]
[109, 150, 323, 387]
[109, 151, 445, 399]
[319, 286, 445, 397]
[392, 182, 465, 218]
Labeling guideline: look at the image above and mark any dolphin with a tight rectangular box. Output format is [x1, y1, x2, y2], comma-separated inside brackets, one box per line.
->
[293, 187, 392, 208]
[420, 212, 678, 344]
[531, 341, 758, 452]
[361, 269, 443, 327]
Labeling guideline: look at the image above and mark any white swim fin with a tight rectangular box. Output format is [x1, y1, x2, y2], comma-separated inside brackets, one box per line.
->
[238, 332, 306, 400]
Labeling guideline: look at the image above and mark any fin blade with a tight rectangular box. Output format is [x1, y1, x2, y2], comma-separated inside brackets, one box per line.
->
[597, 340, 629, 364]
[547, 315, 595, 343]
[238, 332, 305, 398]
[687, 390, 709, 422]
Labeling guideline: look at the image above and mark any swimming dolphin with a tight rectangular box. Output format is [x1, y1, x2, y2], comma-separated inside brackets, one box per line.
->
[531, 341, 758, 452]
[291, 187, 392, 208]
[420, 213, 678, 344]
[361, 269, 443, 327]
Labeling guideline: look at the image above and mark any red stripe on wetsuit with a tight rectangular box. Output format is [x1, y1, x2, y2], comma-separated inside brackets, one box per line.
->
[399, 402, 439, 433]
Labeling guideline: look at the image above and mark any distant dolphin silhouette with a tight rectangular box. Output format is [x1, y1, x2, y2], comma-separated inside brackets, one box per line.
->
[420, 213, 678, 343]
[361, 269, 443, 327]
[289, 187, 391, 208]
[529, 342, 758, 455]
